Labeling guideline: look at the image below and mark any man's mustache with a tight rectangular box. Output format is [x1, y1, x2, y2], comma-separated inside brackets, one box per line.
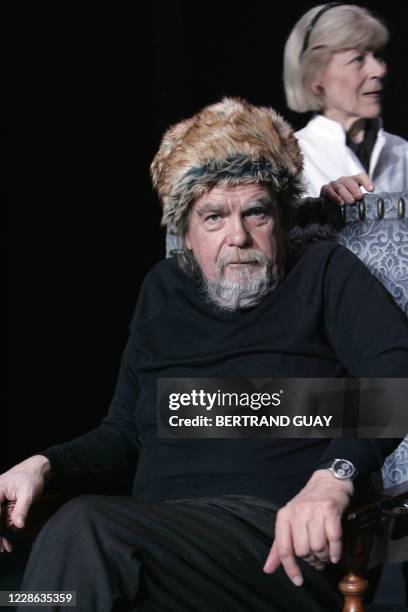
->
[217, 249, 269, 270]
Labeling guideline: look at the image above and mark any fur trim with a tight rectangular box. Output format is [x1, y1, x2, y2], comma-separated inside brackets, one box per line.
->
[288, 223, 337, 252]
[151, 97, 304, 232]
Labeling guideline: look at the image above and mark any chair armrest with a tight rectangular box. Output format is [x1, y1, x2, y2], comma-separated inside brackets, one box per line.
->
[339, 481, 408, 612]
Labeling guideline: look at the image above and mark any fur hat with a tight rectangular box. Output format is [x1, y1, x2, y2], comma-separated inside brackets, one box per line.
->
[151, 97, 304, 233]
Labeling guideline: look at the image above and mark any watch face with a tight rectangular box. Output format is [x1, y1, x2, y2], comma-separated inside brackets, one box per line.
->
[332, 459, 355, 479]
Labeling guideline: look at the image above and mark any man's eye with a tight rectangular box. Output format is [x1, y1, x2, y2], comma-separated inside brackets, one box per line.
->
[246, 208, 266, 218]
[205, 214, 221, 222]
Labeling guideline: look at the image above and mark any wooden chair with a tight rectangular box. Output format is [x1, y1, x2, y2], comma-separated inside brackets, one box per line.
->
[339, 482, 408, 612]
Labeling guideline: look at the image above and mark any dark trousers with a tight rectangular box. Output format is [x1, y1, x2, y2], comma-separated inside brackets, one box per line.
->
[19, 494, 344, 612]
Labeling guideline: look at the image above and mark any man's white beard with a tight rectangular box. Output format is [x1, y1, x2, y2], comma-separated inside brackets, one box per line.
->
[203, 249, 281, 312]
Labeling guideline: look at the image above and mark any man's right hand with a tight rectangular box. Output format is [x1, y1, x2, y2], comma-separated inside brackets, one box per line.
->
[0, 455, 51, 553]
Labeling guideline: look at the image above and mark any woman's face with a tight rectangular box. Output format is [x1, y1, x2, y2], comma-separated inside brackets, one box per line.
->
[314, 49, 387, 129]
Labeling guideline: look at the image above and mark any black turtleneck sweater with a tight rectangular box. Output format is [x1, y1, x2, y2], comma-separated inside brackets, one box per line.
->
[41, 241, 408, 506]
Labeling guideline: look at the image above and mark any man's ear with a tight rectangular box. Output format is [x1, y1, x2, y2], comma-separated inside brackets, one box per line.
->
[185, 234, 192, 250]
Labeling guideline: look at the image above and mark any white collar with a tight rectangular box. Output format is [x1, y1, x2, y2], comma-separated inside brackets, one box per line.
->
[305, 114, 384, 144]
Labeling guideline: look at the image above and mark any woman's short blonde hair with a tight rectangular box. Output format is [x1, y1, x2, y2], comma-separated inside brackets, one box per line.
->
[283, 4, 389, 113]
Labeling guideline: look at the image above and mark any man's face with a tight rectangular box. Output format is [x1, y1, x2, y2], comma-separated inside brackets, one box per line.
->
[185, 183, 281, 284]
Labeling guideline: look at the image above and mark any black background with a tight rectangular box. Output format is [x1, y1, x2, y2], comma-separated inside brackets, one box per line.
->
[7, 1, 408, 468]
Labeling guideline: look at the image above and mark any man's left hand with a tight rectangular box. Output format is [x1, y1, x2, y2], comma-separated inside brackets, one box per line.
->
[263, 470, 353, 586]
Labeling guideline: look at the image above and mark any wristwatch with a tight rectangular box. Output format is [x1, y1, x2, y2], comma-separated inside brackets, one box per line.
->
[318, 458, 357, 481]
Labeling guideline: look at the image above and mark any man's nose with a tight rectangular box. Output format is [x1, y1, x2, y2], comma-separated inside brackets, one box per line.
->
[226, 217, 251, 247]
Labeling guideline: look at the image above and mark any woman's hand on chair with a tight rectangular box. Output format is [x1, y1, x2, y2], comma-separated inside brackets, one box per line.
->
[321, 172, 374, 205]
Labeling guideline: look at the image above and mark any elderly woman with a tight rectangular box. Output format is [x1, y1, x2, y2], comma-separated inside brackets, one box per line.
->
[283, 3, 408, 203]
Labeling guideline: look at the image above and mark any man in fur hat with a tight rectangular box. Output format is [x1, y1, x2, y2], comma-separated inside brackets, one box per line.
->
[1, 98, 408, 611]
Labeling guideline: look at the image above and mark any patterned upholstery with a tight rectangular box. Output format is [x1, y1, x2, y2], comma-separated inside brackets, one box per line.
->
[337, 192, 408, 316]
[337, 192, 408, 487]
